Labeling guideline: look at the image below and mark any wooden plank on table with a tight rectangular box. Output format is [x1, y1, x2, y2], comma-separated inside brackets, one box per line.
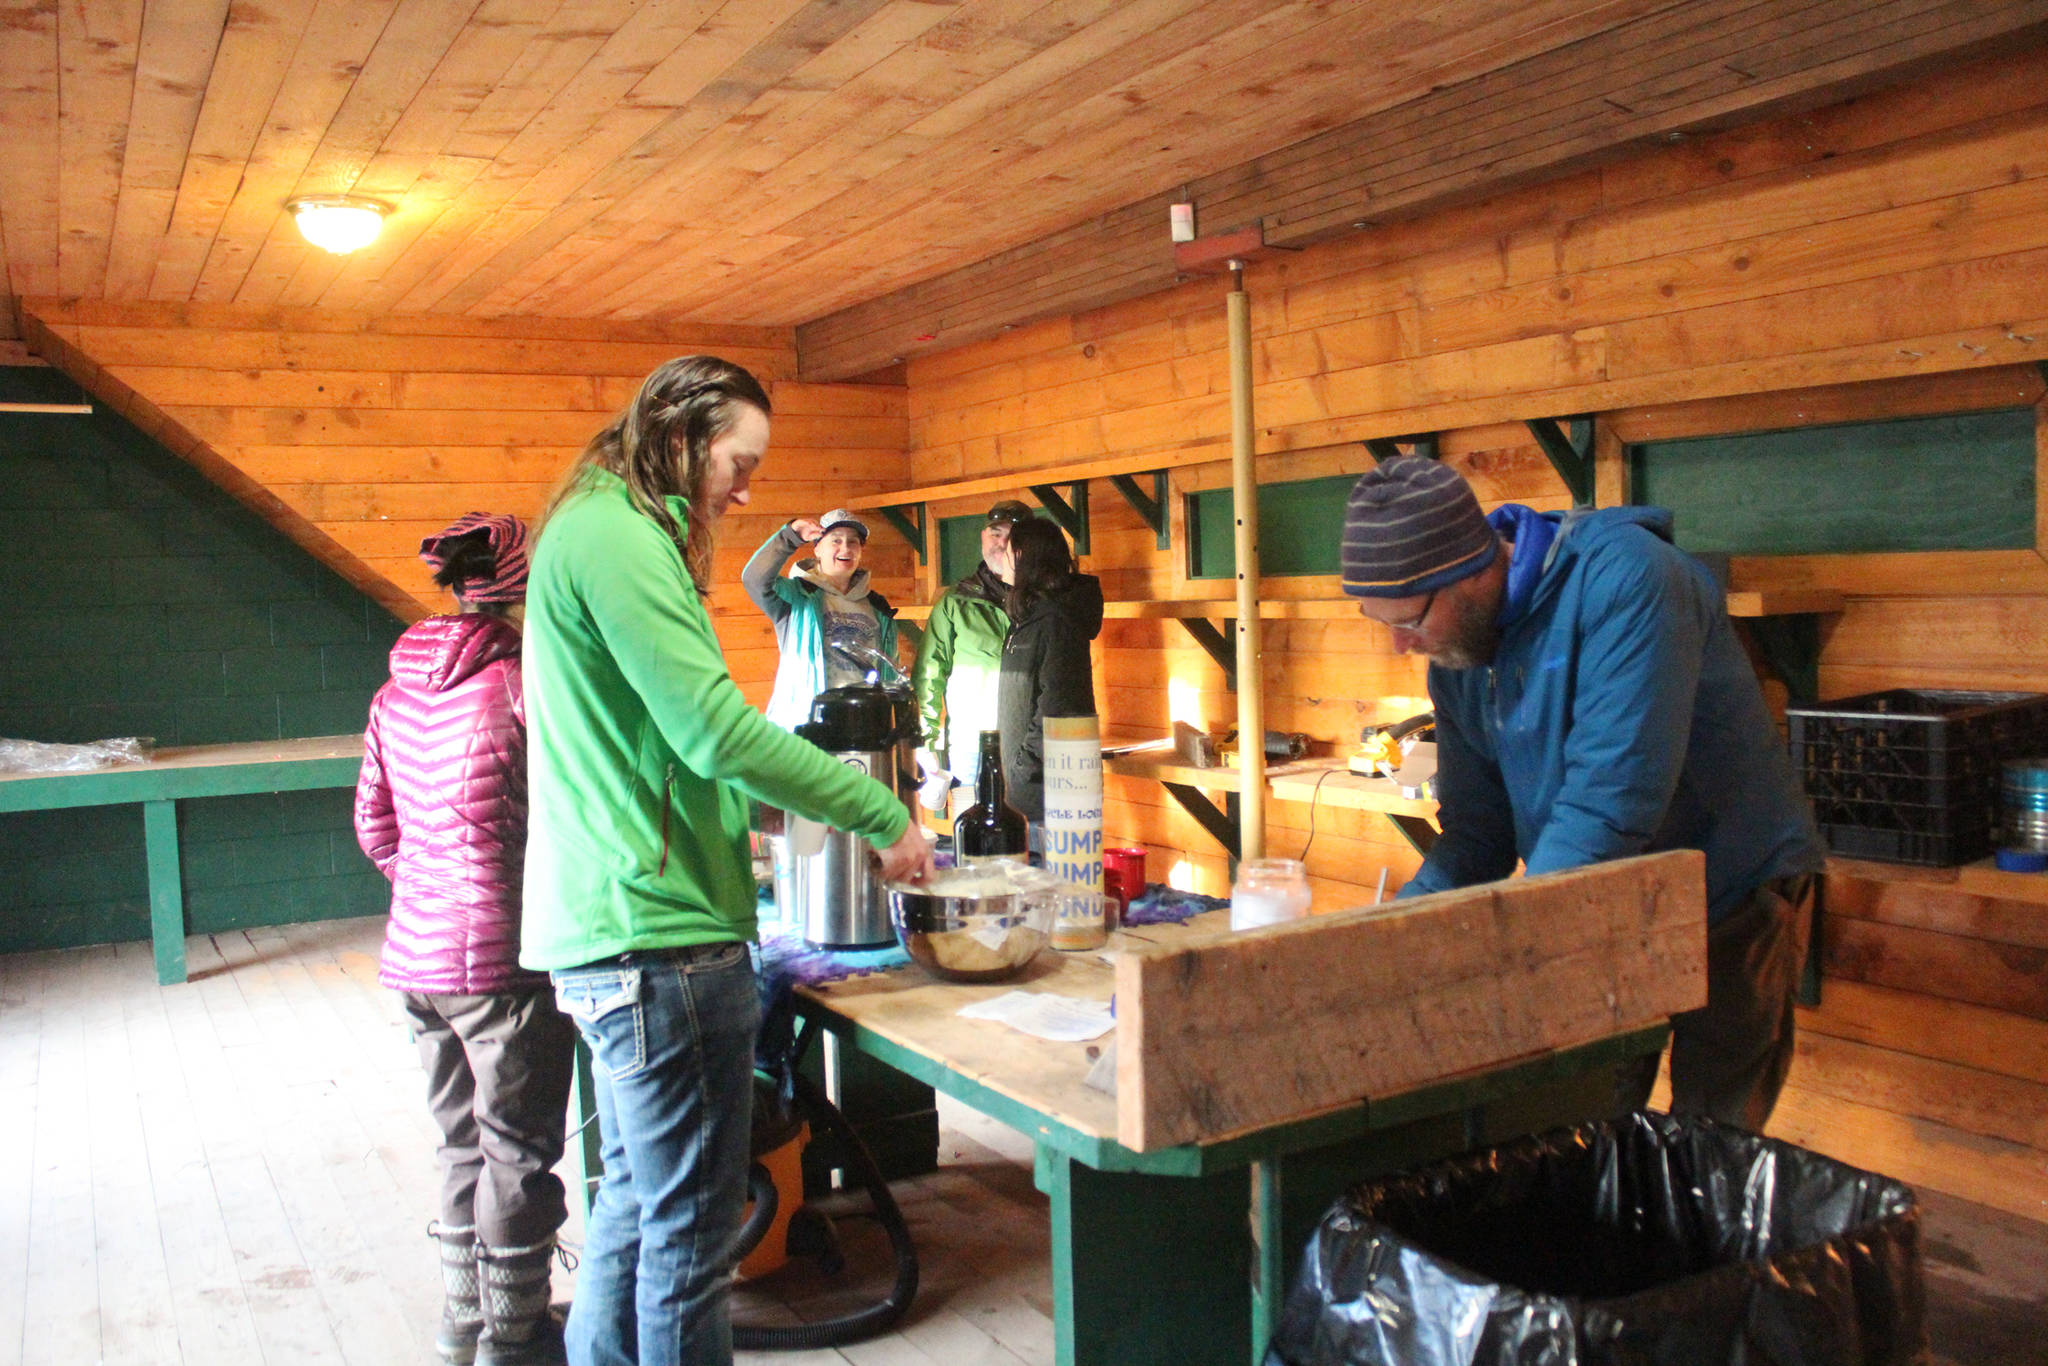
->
[801, 951, 1124, 1142]
[1115, 850, 1707, 1151]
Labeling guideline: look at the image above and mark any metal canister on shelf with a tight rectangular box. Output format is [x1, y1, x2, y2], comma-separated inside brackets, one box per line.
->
[1999, 758, 2048, 853]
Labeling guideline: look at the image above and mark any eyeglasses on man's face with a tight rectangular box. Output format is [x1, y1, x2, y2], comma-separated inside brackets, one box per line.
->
[1381, 588, 1437, 633]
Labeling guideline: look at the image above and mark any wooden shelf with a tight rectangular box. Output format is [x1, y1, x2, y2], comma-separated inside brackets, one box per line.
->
[840, 441, 1228, 511]
[1725, 588, 1846, 617]
[1826, 855, 2048, 906]
[1268, 757, 1439, 819]
[892, 597, 1361, 623]
[896, 590, 1837, 623]
[1106, 749, 1440, 820]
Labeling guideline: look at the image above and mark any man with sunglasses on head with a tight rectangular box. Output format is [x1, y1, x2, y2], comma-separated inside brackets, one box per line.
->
[1342, 457, 1824, 1133]
[911, 500, 1033, 821]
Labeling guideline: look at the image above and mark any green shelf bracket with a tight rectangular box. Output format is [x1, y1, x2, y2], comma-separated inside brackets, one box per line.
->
[1161, 782, 1241, 865]
[1109, 471, 1170, 549]
[876, 503, 927, 565]
[1741, 612, 1823, 709]
[1178, 616, 1237, 692]
[1363, 432, 1439, 463]
[1387, 813, 1439, 858]
[1526, 415, 1596, 507]
[1028, 481, 1090, 557]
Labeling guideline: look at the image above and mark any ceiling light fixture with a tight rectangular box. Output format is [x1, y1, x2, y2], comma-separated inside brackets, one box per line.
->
[285, 195, 389, 254]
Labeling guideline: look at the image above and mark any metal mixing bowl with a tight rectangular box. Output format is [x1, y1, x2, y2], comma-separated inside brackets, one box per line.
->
[887, 862, 1054, 983]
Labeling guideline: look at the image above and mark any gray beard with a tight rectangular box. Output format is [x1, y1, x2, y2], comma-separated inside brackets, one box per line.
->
[1430, 612, 1501, 672]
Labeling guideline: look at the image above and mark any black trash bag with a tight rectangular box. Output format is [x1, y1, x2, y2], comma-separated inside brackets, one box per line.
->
[1266, 1111, 1923, 1366]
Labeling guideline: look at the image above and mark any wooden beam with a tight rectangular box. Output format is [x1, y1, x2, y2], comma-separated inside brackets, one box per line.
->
[797, 1, 2048, 380]
[1114, 849, 1707, 1150]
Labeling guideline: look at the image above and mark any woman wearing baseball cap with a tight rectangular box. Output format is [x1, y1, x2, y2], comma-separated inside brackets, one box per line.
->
[742, 506, 902, 729]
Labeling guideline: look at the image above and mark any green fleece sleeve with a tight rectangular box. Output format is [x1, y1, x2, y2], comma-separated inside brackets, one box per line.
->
[911, 590, 958, 755]
[569, 504, 909, 847]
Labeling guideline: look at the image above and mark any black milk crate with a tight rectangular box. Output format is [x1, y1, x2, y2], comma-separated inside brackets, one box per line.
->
[1786, 688, 2048, 866]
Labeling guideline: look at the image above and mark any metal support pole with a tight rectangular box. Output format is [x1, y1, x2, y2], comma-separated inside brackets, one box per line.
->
[1227, 263, 1266, 862]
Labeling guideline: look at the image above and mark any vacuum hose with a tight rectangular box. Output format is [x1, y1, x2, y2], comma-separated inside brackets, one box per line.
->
[730, 1069, 919, 1350]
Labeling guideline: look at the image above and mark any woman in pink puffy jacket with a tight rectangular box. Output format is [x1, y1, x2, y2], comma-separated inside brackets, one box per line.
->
[356, 512, 573, 1366]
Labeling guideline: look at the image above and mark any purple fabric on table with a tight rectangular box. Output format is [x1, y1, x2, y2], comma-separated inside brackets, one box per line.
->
[1122, 884, 1228, 926]
[755, 924, 909, 991]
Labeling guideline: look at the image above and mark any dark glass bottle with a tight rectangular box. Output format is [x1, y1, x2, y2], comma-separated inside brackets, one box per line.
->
[955, 730, 1028, 864]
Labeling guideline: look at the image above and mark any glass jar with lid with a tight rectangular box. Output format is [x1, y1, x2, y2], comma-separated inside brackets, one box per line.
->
[1230, 858, 1311, 932]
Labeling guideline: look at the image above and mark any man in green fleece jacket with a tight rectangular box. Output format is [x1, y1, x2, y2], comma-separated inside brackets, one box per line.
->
[910, 499, 1028, 817]
[521, 356, 931, 1366]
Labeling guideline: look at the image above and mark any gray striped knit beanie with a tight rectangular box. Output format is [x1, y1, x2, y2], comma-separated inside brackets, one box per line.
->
[1340, 458, 1498, 598]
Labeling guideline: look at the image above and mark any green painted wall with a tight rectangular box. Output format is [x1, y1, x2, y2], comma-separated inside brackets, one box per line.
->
[0, 367, 402, 954]
[1629, 407, 2037, 554]
[1187, 473, 1356, 579]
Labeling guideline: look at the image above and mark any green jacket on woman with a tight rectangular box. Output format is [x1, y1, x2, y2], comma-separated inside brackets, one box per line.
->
[520, 470, 911, 970]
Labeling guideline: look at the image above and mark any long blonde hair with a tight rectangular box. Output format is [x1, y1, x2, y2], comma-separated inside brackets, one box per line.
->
[539, 355, 772, 595]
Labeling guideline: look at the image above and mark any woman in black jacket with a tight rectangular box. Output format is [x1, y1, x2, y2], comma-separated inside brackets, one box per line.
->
[997, 517, 1104, 828]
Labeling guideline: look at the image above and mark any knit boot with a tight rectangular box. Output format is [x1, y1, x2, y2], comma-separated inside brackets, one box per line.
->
[475, 1237, 564, 1366]
[429, 1222, 482, 1364]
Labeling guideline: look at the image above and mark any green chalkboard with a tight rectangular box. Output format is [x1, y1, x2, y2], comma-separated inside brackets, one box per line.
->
[1629, 407, 2037, 555]
[1186, 473, 1356, 579]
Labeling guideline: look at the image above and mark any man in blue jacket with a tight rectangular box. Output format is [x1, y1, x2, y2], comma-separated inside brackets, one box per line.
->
[1342, 457, 1825, 1131]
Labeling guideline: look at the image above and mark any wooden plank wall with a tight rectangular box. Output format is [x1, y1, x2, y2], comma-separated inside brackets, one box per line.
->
[901, 48, 2048, 1218]
[17, 300, 911, 708]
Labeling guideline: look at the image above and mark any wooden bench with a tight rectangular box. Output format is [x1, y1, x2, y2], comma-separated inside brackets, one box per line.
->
[0, 734, 368, 984]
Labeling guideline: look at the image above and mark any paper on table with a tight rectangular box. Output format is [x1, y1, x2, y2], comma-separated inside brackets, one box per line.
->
[957, 990, 1115, 1042]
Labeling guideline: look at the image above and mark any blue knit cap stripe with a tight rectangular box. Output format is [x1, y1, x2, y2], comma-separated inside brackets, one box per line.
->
[1339, 457, 1498, 598]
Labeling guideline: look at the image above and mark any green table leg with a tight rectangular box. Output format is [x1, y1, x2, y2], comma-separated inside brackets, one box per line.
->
[1250, 1159, 1284, 1363]
[142, 798, 187, 985]
[1039, 1146, 1252, 1366]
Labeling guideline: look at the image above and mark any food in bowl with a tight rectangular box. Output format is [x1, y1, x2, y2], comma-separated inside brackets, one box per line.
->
[887, 861, 1055, 983]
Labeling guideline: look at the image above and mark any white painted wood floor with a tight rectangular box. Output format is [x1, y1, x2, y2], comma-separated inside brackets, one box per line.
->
[4, 916, 2040, 1366]
[0, 918, 1054, 1366]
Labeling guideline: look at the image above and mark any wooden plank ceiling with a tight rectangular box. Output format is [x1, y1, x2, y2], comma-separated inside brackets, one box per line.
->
[4, 0, 2047, 381]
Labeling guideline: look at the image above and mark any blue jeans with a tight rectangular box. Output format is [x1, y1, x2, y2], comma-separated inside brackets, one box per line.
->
[551, 942, 759, 1366]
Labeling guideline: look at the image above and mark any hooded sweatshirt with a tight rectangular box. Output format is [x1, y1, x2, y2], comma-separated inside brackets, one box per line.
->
[1402, 503, 1824, 922]
[997, 572, 1105, 822]
[356, 612, 540, 994]
[742, 522, 901, 729]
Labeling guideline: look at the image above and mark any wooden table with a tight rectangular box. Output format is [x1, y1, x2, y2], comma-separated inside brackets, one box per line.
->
[795, 909, 1667, 1366]
[0, 735, 367, 983]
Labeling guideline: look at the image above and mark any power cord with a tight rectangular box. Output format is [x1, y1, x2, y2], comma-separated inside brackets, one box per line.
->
[1296, 763, 1341, 864]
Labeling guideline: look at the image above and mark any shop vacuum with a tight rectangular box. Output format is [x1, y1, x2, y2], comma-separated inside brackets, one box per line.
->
[736, 664, 924, 1350]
